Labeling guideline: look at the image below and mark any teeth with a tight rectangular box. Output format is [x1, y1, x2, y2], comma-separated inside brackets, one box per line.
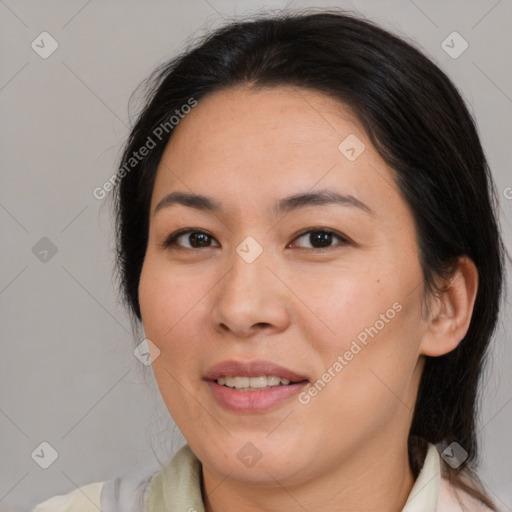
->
[233, 376, 250, 388]
[249, 376, 267, 389]
[216, 375, 295, 390]
[267, 376, 281, 386]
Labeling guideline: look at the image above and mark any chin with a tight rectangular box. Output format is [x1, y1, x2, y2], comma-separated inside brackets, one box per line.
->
[197, 439, 311, 485]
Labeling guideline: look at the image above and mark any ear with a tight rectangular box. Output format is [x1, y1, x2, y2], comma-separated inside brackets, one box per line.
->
[420, 256, 479, 357]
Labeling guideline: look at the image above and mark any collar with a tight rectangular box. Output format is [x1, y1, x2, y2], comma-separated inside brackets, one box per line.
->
[402, 443, 441, 511]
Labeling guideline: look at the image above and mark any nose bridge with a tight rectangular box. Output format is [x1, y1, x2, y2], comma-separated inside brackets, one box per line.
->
[211, 239, 290, 336]
[227, 233, 271, 292]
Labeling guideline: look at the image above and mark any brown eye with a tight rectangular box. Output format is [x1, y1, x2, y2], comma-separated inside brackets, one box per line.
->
[163, 229, 220, 249]
[291, 229, 349, 250]
[187, 232, 212, 248]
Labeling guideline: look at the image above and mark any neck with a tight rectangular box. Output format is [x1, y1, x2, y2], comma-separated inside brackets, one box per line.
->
[201, 439, 416, 512]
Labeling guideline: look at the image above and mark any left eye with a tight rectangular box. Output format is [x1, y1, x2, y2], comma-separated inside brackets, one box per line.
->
[290, 229, 349, 250]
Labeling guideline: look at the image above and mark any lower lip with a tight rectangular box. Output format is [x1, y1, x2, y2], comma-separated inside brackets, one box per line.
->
[206, 380, 308, 413]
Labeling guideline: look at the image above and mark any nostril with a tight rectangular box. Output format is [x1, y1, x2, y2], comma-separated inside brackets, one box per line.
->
[217, 321, 271, 335]
[254, 322, 271, 328]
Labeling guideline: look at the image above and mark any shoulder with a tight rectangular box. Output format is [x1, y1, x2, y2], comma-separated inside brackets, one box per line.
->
[32, 481, 104, 512]
[438, 476, 494, 512]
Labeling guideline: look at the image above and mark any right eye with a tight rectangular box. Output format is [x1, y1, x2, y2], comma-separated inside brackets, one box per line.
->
[162, 229, 220, 249]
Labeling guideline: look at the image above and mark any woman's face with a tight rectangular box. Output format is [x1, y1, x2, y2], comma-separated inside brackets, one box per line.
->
[139, 86, 430, 485]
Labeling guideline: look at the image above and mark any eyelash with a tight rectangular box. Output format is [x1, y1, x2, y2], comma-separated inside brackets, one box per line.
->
[161, 227, 350, 252]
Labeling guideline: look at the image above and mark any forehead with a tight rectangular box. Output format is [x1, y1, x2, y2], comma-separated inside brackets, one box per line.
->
[161, 85, 363, 169]
[151, 86, 402, 221]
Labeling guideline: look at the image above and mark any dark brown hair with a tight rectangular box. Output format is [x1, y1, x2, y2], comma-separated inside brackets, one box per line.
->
[113, 9, 506, 509]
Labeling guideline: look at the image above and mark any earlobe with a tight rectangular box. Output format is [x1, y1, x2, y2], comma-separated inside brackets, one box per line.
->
[420, 257, 478, 357]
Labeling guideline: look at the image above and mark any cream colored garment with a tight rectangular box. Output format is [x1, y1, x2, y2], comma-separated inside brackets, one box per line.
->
[32, 482, 103, 512]
[32, 443, 492, 511]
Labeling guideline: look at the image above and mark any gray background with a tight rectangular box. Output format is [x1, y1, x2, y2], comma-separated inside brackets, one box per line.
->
[1, 1, 511, 511]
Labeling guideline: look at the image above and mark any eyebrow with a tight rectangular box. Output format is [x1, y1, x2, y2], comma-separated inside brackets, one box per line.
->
[154, 189, 375, 216]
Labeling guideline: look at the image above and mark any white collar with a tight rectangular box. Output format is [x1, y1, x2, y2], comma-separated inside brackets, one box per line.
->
[402, 443, 440, 511]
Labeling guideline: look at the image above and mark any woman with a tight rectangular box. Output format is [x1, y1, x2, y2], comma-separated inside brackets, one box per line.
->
[33, 9, 505, 512]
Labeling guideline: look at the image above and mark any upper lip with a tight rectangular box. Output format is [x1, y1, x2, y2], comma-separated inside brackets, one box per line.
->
[204, 360, 309, 382]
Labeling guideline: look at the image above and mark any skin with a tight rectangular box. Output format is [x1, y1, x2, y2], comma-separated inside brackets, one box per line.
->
[138, 86, 478, 512]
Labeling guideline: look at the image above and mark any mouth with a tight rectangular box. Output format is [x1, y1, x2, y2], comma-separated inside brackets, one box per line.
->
[204, 360, 309, 412]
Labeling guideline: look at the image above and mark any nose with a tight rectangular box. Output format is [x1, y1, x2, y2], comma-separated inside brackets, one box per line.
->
[210, 249, 291, 338]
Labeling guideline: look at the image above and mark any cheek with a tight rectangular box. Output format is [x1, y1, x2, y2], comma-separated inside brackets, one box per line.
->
[304, 237, 424, 358]
[139, 256, 205, 341]
[296, 267, 395, 354]
[138, 256, 217, 393]
[138, 259, 208, 425]
[300, 264, 424, 402]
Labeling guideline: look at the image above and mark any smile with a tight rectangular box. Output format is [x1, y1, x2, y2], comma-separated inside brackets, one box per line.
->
[205, 360, 309, 412]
